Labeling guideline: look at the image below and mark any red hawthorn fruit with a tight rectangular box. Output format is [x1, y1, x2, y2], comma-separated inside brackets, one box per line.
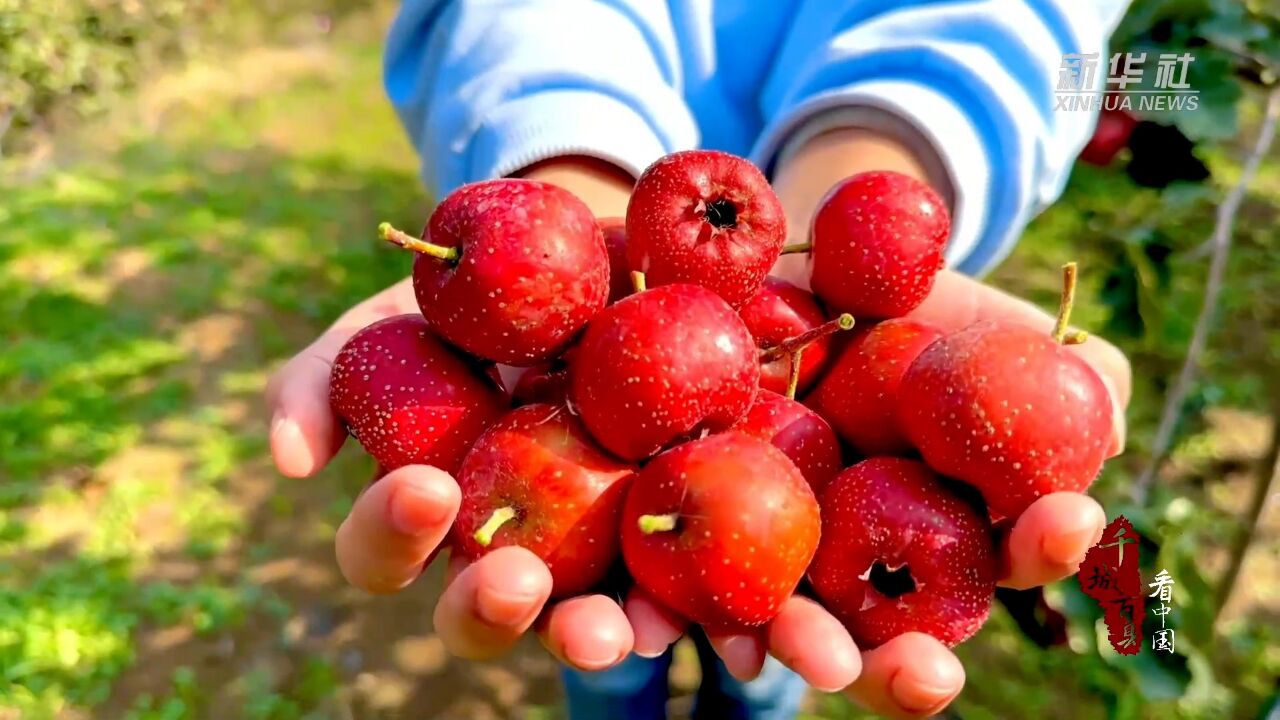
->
[570, 283, 759, 461]
[809, 318, 946, 456]
[452, 403, 635, 597]
[621, 433, 820, 627]
[739, 277, 837, 397]
[807, 457, 997, 648]
[732, 390, 843, 494]
[381, 179, 610, 366]
[329, 314, 508, 473]
[626, 150, 786, 308]
[808, 171, 950, 319]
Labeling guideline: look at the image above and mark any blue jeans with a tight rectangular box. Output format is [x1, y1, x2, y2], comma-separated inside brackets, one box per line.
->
[560, 631, 807, 720]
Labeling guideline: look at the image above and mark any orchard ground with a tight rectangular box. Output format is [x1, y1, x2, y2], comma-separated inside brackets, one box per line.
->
[2, 5, 1278, 719]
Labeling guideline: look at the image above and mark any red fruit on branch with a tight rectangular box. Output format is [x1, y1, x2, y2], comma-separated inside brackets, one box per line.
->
[797, 171, 949, 319]
[570, 283, 760, 461]
[1079, 106, 1138, 167]
[626, 150, 786, 308]
[329, 314, 508, 474]
[807, 458, 997, 648]
[739, 277, 839, 397]
[732, 390, 843, 494]
[381, 178, 609, 366]
[897, 263, 1114, 519]
[809, 318, 946, 456]
[621, 433, 820, 627]
[453, 404, 635, 597]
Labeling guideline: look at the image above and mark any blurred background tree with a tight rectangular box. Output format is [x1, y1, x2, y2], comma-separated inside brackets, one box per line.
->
[0, 1, 1277, 719]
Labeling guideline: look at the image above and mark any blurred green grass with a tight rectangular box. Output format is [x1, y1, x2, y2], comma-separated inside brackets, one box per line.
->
[1, 4, 1278, 719]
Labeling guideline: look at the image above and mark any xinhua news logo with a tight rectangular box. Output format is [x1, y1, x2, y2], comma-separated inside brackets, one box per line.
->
[1056, 52, 1199, 112]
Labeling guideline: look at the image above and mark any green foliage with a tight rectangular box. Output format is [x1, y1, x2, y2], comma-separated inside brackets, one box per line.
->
[125, 667, 204, 720]
[0, 1, 201, 146]
[0, 18, 415, 716]
[0, 0, 382, 151]
[1113, 0, 1280, 140]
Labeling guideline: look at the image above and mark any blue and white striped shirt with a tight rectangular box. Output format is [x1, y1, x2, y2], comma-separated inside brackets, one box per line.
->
[384, 0, 1131, 276]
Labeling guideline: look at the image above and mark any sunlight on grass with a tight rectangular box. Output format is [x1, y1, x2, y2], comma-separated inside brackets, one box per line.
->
[0, 7, 421, 713]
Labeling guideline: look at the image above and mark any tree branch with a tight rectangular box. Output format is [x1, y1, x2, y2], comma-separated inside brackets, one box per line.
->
[1133, 88, 1280, 503]
[1214, 404, 1279, 620]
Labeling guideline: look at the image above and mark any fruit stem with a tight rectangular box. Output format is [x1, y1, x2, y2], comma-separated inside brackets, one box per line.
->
[785, 348, 805, 400]
[760, 313, 856, 363]
[473, 506, 516, 547]
[637, 513, 677, 534]
[379, 222, 460, 263]
[631, 270, 647, 294]
[780, 242, 812, 255]
[1051, 262, 1089, 345]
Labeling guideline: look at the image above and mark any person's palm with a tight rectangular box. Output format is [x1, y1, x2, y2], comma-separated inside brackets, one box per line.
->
[267, 265, 1130, 719]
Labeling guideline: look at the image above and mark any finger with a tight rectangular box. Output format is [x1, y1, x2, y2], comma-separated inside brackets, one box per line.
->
[909, 270, 1132, 455]
[705, 628, 767, 682]
[335, 465, 459, 594]
[265, 278, 416, 477]
[846, 632, 965, 720]
[766, 596, 861, 692]
[537, 595, 635, 671]
[433, 546, 553, 660]
[624, 589, 688, 658]
[1000, 491, 1106, 590]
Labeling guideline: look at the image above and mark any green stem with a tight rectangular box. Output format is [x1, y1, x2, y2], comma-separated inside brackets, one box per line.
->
[760, 313, 855, 363]
[379, 222, 460, 263]
[473, 506, 516, 547]
[637, 513, 677, 534]
[631, 270, 647, 294]
[1051, 262, 1088, 345]
[780, 242, 812, 255]
[785, 348, 804, 400]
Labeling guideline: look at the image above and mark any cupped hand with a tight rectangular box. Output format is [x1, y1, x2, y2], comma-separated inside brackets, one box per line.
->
[265, 280, 636, 671]
[638, 488, 1106, 719]
[666, 269, 1128, 718]
[266, 269, 1130, 713]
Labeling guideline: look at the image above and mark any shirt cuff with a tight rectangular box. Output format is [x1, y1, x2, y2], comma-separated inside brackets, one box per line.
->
[752, 80, 993, 273]
[466, 89, 671, 189]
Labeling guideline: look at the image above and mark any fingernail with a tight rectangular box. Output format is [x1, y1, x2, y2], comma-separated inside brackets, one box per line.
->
[270, 409, 298, 443]
[1107, 422, 1126, 458]
[476, 581, 544, 628]
[388, 479, 455, 535]
[891, 673, 957, 715]
[269, 411, 311, 476]
[633, 635, 673, 659]
[572, 642, 630, 672]
[1045, 523, 1104, 567]
[717, 636, 761, 681]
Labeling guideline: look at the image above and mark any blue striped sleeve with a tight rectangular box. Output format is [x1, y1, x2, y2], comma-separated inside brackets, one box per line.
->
[754, 0, 1131, 277]
[383, 0, 699, 198]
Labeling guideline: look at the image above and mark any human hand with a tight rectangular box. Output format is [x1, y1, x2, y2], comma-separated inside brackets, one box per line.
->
[265, 279, 639, 670]
[674, 268, 1130, 718]
[262, 277, 853, 677]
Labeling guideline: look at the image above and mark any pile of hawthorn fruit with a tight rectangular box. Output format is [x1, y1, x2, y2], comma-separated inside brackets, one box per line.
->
[328, 150, 1114, 650]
